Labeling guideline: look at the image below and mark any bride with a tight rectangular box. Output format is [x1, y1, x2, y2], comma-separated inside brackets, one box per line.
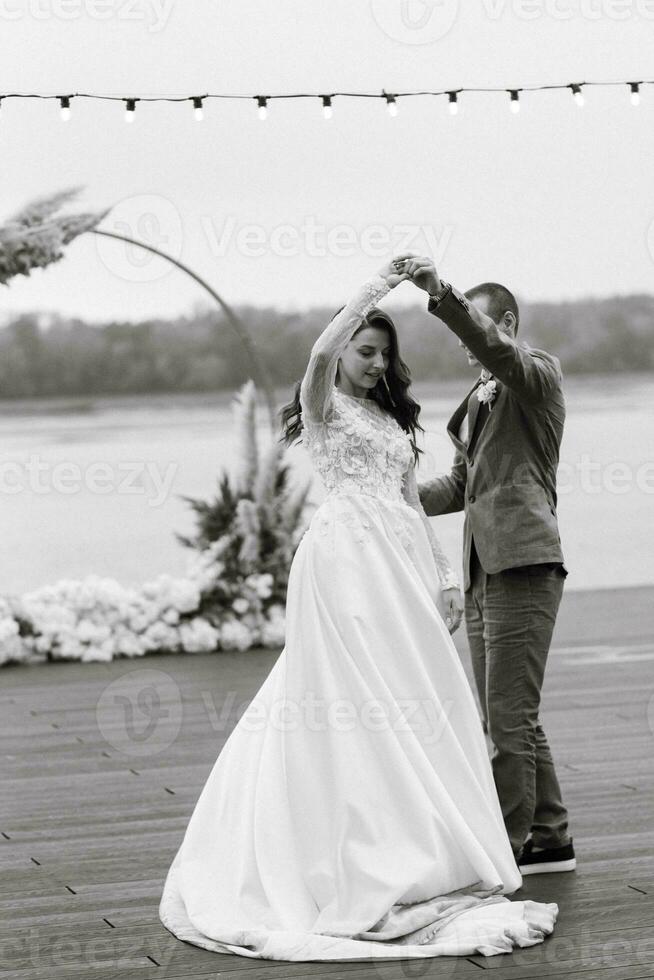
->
[158, 259, 558, 961]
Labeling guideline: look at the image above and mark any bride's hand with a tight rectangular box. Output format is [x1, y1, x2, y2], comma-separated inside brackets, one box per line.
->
[438, 587, 464, 634]
[393, 253, 442, 295]
[376, 258, 413, 289]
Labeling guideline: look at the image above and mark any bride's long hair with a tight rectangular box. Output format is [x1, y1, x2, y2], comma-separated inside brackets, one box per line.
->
[278, 307, 424, 464]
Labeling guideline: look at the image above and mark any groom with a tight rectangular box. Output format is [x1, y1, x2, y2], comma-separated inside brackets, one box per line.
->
[397, 254, 575, 875]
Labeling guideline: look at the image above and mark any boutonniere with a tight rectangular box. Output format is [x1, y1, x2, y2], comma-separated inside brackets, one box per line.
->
[476, 369, 497, 409]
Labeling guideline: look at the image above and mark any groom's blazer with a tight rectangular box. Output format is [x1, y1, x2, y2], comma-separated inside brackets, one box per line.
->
[417, 283, 567, 592]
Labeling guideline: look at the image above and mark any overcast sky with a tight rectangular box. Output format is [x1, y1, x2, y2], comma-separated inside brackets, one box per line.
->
[1, 0, 653, 321]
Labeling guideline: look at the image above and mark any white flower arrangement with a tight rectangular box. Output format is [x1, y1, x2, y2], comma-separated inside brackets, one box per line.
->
[0, 555, 288, 667]
[0, 382, 305, 668]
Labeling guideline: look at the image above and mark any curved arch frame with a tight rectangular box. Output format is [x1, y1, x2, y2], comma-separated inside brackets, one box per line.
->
[90, 228, 278, 431]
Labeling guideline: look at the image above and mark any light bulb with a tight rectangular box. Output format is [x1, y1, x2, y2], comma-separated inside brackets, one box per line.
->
[59, 96, 71, 121]
[192, 97, 204, 121]
[124, 98, 136, 122]
[448, 91, 459, 116]
[385, 94, 398, 117]
[570, 84, 584, 108]
[509, 90, 520, 114]
[257, 96, 268, 121]
[321, 96, 333, 120]
[630, 82, 640, 107]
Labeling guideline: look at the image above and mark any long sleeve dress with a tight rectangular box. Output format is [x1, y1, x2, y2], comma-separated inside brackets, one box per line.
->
[158, 273, 558, 962]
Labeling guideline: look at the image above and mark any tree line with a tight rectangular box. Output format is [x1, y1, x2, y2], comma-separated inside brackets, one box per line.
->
[1, 293, 652, 398]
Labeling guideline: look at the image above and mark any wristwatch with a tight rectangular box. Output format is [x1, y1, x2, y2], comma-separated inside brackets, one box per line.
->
[428, 280, 451, 305]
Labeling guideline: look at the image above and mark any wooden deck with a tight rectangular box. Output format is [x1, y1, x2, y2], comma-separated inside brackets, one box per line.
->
[2, 585, 654, 980]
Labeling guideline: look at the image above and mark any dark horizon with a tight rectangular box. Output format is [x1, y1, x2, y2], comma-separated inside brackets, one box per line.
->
[1, 290, 653, 400]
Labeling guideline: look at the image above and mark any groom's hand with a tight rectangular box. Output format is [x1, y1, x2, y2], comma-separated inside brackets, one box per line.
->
[394, 253, 442, 296]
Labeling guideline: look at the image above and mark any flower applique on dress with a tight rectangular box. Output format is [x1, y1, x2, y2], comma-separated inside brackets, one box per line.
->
[303, 385, 422, 553]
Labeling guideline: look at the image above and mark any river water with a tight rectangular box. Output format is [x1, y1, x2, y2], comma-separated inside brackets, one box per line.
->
[0, 373, 651, 595]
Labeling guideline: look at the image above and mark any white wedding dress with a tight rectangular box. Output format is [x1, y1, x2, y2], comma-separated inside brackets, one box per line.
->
[158, 274, 558, 961]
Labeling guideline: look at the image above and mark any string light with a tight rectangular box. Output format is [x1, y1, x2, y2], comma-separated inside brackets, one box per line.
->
[570, 83, 585, 107]
[384, 92, 398, 117]
[192, 96, 204, 121]
[0, 80, 651, 127]
[256, 96, 268, 120]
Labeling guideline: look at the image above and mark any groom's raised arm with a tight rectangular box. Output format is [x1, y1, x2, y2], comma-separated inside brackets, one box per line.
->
[393, 253, 560, 405]
[428, 284, 560, 406]
[417, 447, 467, 516]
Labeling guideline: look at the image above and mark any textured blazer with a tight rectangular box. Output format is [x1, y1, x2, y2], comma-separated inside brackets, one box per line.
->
[418, 283, 567, 592]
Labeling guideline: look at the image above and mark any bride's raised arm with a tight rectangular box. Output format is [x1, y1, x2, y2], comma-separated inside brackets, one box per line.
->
[299, 262, 406, 425]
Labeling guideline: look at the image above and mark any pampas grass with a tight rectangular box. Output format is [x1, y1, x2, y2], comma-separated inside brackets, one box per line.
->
[0, 186, 110, 286]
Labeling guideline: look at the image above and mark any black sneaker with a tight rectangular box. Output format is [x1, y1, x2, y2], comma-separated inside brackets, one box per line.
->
[518, 837, 576, 875]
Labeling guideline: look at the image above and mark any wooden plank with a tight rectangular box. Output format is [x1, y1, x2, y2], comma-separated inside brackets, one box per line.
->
[2, 593, 654, 980]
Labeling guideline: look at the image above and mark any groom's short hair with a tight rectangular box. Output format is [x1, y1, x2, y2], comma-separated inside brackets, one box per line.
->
[465, 283, 520, 334]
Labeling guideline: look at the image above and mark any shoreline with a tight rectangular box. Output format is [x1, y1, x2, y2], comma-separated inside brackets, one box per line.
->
[0, 369, 651, 413]
[3, 583, 652, 671]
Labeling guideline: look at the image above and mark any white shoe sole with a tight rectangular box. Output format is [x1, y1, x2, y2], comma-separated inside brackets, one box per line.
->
[519, 858, 577, 875]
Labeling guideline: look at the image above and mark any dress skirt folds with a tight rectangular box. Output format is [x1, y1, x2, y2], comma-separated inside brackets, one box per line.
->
[159, 470, 557, 960]
[159, 279, 557, 961]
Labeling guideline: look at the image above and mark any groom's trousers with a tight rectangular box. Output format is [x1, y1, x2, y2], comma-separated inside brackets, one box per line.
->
[465, 539, 571, 857]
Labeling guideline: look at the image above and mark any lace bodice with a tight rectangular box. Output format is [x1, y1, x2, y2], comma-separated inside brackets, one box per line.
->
[298, 274, 459, 592]
[304, 385, 412, 502]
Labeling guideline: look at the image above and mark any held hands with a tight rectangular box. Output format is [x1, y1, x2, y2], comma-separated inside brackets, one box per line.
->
[379, 253, 442, 295]
[376, 258, 413, 289]
[395, 253, 442, 295]
[437, 586, 464, 635]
